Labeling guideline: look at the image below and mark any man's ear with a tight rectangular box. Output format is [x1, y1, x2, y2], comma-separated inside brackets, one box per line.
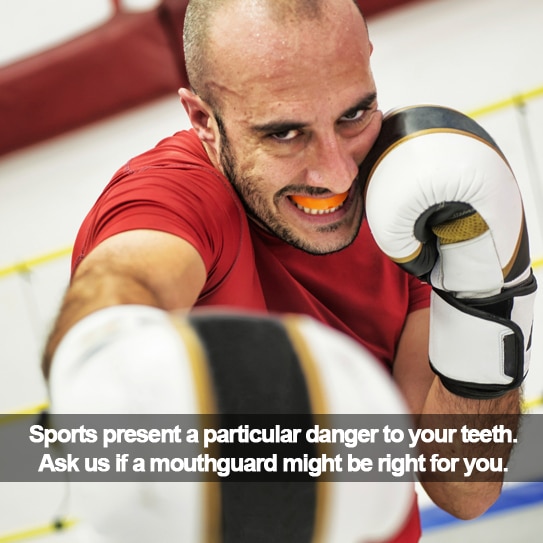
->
[179, 88, 218, 145]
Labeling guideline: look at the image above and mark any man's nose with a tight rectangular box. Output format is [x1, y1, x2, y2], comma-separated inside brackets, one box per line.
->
[305, 135, 358, 192]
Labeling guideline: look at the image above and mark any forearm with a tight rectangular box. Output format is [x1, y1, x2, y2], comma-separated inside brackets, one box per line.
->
[42, 264, 160, 378]
[417, 377, 520, 519]
[42, 231, 207, 378]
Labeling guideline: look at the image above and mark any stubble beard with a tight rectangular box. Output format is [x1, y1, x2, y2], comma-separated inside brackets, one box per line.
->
[216, 118, 363, 255]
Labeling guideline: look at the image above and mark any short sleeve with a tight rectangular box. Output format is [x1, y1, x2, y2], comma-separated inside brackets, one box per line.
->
[72, 134, 246, 296]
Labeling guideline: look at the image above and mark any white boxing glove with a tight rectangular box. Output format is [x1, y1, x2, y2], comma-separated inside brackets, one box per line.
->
[49, 305, 414, 543]
[362, 105, 537, 398]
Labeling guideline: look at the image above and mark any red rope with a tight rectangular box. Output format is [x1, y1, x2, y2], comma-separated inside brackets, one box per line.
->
[111, 0, 122, 15]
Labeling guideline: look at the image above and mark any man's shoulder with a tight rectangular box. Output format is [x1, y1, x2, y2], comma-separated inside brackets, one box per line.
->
[104, 129, 234, 203]
[125, 129, 214, 173]
[74, 130, 248, 280]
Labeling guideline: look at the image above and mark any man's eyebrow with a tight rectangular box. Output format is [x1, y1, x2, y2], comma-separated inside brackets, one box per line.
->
[340, 92, 378, 117]
[250, 92, 377, 135]
[251, 120, 308, 135]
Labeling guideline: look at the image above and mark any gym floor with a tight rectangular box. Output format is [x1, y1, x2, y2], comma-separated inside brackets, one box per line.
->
[1, 0, 542, 541]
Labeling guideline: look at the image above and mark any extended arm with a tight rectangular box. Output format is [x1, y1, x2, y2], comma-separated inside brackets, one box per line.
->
[42, 229, 206, 377]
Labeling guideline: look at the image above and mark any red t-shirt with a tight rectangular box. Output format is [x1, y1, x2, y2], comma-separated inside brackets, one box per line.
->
[74, 129, 429, 369]
[73, 129, 429, 541]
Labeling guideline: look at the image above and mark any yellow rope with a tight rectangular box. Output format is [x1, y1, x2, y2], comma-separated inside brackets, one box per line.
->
[0, 519, 77, 543]
[4, 402, 49, 416]
[0, 246, 540, 282]
[0, 247, 72, 279]
[1, 390, 540, 542]
[468, 85, 543, 118]
[1, 84, 543, 542]
[0, 85, 541, 282]
[9, 392, 543, 419]
[523, 395, 543, 412]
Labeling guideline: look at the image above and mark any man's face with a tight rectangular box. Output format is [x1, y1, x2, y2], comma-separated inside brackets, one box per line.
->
[206, 1, 381, 254]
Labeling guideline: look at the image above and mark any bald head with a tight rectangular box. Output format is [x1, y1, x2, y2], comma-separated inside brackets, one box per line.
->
[183, 0, 367, 108]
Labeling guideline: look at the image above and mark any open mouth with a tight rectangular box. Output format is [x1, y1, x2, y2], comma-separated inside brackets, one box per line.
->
[289, 191, 349, 215]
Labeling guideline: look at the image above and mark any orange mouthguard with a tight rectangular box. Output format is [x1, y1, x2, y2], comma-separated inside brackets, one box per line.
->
[290, 191, 349, 210]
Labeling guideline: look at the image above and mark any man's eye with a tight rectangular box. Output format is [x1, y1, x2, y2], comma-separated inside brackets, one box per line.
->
[271, 129, 300, 142]
[340, 109, 366, 122]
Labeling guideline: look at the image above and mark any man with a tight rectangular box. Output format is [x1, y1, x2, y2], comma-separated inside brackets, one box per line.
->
[43, 0, 534, 541]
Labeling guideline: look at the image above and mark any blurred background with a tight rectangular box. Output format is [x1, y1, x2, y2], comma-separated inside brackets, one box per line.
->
[0, 0, 542, 541]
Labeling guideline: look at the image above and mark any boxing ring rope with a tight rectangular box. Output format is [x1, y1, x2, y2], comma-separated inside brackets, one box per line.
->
[1, 84, 543, 542]
[0, 519, 77, 543]
[468, 84, 543, 119]
[1, 84, 542, 282]
[0, 247, 72, 280]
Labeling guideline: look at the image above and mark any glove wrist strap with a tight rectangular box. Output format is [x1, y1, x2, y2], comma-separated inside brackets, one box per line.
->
[429, 274, 537, 399]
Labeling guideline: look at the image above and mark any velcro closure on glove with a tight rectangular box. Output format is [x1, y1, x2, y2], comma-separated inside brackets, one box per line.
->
[429, 289, 526, 398]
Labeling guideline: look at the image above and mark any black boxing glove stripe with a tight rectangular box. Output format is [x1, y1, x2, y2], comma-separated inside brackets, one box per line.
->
[360, 105, 504, 191]
[379, 105, 500, 147]
[188, 313, 314, 415]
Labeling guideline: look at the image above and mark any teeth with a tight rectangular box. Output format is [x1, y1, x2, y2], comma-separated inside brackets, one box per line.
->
[294, 202, 344, 215]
